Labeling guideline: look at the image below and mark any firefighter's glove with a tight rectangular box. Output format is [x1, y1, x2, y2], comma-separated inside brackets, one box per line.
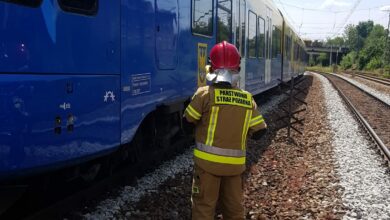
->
[251, 128, 267, 140]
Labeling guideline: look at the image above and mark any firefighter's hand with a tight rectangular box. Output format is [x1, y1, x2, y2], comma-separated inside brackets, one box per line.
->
[182, 117, 196, 135]
[251, 128, 267, 140]
[205, 65, 212, 74]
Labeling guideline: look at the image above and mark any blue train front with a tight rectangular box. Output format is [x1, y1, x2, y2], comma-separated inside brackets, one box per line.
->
[0, 0, 306, 187]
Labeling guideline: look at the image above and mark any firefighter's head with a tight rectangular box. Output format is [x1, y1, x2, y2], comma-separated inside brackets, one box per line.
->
[206, 41, 240, 85]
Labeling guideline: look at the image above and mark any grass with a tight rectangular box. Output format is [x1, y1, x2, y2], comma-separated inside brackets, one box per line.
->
[305, 66, 390, 79]
[305, 66, 334, 73]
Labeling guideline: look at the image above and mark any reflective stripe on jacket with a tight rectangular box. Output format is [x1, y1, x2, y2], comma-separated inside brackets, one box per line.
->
[184, 85, 266, 176]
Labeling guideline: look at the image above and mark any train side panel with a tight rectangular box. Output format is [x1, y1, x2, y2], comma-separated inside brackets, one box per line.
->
[0, 0, 308, 180]
[0, 1, 121, 179]
[242, 0, 283, 95]
[282, 22, 294, 81]
[120, 0, 216, 144]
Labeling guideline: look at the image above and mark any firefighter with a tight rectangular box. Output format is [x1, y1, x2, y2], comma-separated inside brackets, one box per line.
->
[184, 41, 267, 220]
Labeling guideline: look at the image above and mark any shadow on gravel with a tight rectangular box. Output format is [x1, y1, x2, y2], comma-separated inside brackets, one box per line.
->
[216, 76, 314, 219]
[115, 76, 315, 220]
[245, 75, 313, 177]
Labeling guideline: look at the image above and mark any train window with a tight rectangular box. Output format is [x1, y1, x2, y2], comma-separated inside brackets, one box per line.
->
[248, 11, 257, 58]
[240, 0, 246, 57]
[217, 0, 232, 43]
[257, 17, 265, 58]
[284, 35, 288, 59]
[294, 42, 299, 60]
[0, 0, 42, 7]
[272, 26, 281, 58]
[235, 0, 246, 56]
[234, 0, 240, 50]
[58, 0, 98, 16]
[192, 0, 213, 37]
[265, 17, 272, 59]
[285, 35, 292, 60]
[298, 46, 301, 61]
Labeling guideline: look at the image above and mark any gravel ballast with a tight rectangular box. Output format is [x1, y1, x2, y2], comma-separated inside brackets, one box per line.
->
[243, 74, 344, 219]
[81, 72, 390, 220]
[82, 90, 288, 219]
[314, 72, 390, 219]
[333, 73, 390, 105]
[340, 73, 390, 96]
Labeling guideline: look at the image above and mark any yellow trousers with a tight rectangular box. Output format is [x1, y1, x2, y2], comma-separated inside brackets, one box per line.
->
[191, 165, 244, 220]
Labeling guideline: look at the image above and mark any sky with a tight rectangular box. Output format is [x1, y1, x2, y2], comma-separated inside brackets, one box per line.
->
[274, 0, 390, 41]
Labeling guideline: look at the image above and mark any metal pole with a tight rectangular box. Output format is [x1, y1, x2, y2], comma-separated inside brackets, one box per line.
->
[380, 7, 390, 68]
[330, 45, 333, 67]
[287, 76, 294, 139]
[386, 13, 390, 66]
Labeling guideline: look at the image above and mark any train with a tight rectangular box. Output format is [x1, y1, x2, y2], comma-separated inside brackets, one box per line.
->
[0, 0, 307, 205]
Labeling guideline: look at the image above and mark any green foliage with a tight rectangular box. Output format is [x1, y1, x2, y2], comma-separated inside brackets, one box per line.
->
[356, 20, 374, 39]
[305, 65, 333, 73]
[317, 52, 328, 66]
[340, 51, 357, 69]
[366, 57, 383, 70]
[325, 36, 345, 47]
[311, 40, 324, 47]
[308, 55, 316, 66]
[384, 65, 390, 77]
[217, 19, 231, 43]
[344, 24, 360, 51]
[344, 21, 374, 51]
[358, 25, 386, 70]
[384, 31, 390, 66]
[341, 20, 388, 74]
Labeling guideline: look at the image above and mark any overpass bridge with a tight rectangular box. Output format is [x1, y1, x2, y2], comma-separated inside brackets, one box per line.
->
[306, 46, 350, 65]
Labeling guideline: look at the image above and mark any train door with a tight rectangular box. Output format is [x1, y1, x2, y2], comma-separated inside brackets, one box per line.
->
[235, 0, 246, 89]
[265, 7, 272, 84]
[218, 0, 250, 90]
[258, 16, 266, 83]
[155, 0, 178, 70]
[216, 0, 233, 43]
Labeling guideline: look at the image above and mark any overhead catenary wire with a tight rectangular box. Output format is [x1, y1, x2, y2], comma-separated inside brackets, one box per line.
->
[277, 0, 297, 25]
[331, 0, 363, 37]
[276, 0, 387, 40]
[277, 1, 385, 14]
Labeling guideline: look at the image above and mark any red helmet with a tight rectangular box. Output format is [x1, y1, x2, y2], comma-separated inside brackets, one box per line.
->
[209, 41, 240, 71]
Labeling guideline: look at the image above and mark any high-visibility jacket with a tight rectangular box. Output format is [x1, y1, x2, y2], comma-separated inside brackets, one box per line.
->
[184, 84, 267, 176]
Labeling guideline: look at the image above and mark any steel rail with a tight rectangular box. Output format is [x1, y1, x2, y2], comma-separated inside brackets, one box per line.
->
[4, 139, 192, 219]
[350, 72, 390, 86]
[330, 73, 390, 108]
[316, 72, 390, 165]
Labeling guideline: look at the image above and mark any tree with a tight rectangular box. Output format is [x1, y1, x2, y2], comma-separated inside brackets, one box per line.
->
[325, 36, 345, 47]
[344, 21, 375, 52]
[304, 39, 312, 47]
[356, 20, 374, 39]
[342, 20, 388, 71]
[340, 51, 357, 69]
[308, 54, 316, 66]
[344, 24, 360, 51]
[318, 52, 328, 66]
[358, 24, 386, 70]
[384, 28, 390, 67]
[311, 40, 324, 47]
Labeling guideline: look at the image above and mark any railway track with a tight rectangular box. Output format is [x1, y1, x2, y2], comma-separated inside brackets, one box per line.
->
[344, 71, 390, 86]
[6, 85, 288, 220]
[317, 72, 390, 165]
[0, 137, 191, 220]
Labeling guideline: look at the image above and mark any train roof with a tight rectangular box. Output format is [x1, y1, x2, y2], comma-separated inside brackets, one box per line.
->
[270, 1, 306, 49]
[248, 0, 306, 50]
